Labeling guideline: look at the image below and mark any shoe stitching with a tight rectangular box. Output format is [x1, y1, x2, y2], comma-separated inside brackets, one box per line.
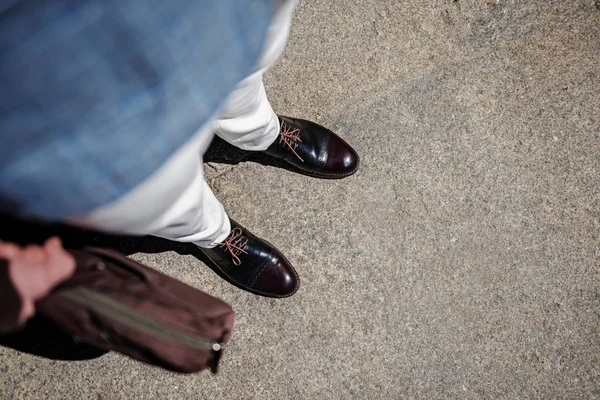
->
[248, 259, 271, 288]
[316, 131, 330, 173]
[248, 250, 300, 298]
[313, 154, 360, 178]
[298, 149, 360, 179]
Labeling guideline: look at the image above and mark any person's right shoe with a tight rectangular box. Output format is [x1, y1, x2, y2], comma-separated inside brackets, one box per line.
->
[199, 219, 299, 298]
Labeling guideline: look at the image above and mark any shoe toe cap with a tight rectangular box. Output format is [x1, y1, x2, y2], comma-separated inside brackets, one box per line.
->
[252, 254, 299, 297]
[323, 134, 359, 176]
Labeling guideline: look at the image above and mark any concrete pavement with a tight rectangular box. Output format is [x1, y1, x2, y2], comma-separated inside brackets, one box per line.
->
[1, 1, 599, 398]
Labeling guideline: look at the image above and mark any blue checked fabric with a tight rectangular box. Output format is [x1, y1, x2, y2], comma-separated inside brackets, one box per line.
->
[0, 0, 273, 219]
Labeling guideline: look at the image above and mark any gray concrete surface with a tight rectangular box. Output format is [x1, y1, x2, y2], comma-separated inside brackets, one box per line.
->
[1, 0, 599, 398]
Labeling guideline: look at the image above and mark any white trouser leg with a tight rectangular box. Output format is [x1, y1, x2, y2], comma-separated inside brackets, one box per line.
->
[214, 0, 297, 151]
[70, 0, 297, 247]
[70, 124, 231, 248]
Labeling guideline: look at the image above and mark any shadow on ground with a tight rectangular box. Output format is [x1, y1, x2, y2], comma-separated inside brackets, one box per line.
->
[0, 316, 108, 361]
[203, 136, 300, 175]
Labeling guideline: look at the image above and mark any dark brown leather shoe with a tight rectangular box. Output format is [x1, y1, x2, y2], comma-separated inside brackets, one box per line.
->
[262, 116, 359, 179]
[199, 219, 299, 298]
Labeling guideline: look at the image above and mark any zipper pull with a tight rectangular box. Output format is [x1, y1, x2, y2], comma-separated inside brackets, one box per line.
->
[210, 342, 225, 374]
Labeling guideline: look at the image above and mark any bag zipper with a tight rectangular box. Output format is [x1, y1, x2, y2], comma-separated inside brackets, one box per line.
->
[58, 287, 223, 352]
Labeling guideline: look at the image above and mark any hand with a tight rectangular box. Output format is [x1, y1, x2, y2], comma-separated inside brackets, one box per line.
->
[0, 237, 76, 332]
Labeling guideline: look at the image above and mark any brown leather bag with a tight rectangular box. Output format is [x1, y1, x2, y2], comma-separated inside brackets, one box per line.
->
[36, 247, 234, 373]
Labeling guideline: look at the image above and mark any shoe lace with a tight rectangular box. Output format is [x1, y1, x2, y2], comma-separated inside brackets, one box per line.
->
[279, 120, 304, 162]
[219, 227, 248, 266]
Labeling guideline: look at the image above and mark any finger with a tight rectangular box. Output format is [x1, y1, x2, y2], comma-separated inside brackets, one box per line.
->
[22, 245, 47, 264]
[10, 238, 74, 300]
[44, 237, 63, 253]
[44, 236, 76, 279]
[0, 242, 22, 259]
[43, 249, 76, 289]
[53, 252, 76, 282]
[17, 300, 36, 327]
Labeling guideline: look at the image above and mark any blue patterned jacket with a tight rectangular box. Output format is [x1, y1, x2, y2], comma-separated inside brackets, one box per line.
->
[0, 0, 273, 219]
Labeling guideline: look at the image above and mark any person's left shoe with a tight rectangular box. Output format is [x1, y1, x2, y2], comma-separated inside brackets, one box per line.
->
[199, 219, 299, 298]
[262, 115, 359, 179]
